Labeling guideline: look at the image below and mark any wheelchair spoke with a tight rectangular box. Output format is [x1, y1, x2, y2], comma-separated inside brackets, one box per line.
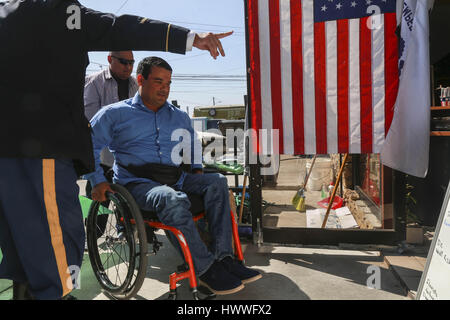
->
[110, 244, 130, 267]
[108, 248, 119, 286]
[99, 221, 132, 288]
[102, 247, 116, 267]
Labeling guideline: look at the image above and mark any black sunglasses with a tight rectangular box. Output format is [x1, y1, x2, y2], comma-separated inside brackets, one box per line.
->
[111, 56, 135, 66]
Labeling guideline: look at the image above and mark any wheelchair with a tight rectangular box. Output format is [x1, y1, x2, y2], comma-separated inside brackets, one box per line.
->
[85, 183, 245, 300]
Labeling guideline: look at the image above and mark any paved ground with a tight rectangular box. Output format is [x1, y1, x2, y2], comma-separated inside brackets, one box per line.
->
[64, 234, 411, 300]
[0, 230, 416, 300]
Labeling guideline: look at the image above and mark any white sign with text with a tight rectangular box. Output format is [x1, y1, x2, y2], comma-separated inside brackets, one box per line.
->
[417, 180, 450, 300]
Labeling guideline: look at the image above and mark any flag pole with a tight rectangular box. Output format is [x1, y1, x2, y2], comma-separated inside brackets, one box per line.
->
[321, 153, 348, 228]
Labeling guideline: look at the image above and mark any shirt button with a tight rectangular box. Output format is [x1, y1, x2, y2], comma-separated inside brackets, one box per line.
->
[159, 152, 163, 155]
[157, 128, 160, 131]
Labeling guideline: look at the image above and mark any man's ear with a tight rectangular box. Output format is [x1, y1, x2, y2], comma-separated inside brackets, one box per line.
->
[107, 55, 112, 64]
[136, 74, 144, 86]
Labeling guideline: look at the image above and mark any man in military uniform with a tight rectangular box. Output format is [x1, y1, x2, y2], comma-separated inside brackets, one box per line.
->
[0, 0, 231, 300]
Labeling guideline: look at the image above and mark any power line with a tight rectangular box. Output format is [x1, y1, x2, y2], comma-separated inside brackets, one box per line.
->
[164, 19, 244, 30]
[172, 98, 211, 105]
[81, 1, 245, 31]
[86, 63, 246, 78]
[172, 90, 246, 94]
[172, 74, 244, 77]
[172, 75, 245, 80]
[172, 85, 245, 89]
[111, 4, 245, 34]
[169, 78, 245, 82]
[115, 0, 130, 14]
[89, 61, 108, 67]
[212, 67, 246, 75]
[167, 43, 245, 63]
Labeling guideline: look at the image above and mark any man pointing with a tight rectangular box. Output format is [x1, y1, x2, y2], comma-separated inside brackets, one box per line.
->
[0, 0, 231, 300]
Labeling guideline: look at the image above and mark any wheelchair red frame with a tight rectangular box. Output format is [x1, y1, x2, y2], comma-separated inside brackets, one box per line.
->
[144, 208, 244, 299]
[86, 183, 245, 300]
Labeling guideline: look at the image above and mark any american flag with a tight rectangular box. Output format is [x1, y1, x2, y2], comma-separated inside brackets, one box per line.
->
[247, 0, 399, 155]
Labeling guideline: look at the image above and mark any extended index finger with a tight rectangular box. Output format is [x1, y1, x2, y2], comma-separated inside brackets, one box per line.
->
[215, 31, 234, 39]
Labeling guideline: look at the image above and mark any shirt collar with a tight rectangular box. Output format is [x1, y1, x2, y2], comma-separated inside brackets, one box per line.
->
[131, 92, 170, 113]
[104, 68, 113, 80]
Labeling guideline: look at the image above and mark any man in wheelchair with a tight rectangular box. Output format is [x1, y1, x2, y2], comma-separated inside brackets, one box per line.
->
[85, 56, 261, 296]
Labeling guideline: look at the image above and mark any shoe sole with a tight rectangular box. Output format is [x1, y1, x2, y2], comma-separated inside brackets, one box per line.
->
[198, 280, 245, 295]
[241, 273, 262, 285]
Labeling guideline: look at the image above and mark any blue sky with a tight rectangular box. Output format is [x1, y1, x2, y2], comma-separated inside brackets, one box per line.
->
[79, 0, 248, 112]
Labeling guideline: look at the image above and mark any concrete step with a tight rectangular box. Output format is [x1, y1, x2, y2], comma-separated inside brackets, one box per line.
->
[382, 254, 427, 299]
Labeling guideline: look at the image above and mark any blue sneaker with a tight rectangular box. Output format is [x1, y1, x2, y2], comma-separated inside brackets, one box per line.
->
[220, 257, 262, 284]
[199, 261, 244, 295]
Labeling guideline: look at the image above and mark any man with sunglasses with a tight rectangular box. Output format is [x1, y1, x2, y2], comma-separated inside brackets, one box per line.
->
[85, 51, 138, 121]
[84, 51, 138, 164]
[0, 0, 232, 300]
[83, 51, 139, 241]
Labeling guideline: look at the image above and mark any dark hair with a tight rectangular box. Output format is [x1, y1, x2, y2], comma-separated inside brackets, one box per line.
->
[136, 56, 172, 79]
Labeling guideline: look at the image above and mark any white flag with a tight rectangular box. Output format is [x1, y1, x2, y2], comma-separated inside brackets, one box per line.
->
[381, 0, 433, 178]
[397, 0, 417, 77]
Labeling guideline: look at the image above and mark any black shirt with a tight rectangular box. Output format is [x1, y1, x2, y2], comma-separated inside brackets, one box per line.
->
[112, 73, 131, 101]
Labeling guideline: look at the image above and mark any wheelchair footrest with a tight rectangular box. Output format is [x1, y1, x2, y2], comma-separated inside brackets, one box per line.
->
[167, 287, 216, 300]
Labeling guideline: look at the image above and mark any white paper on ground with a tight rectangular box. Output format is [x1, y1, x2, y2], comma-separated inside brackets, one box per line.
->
[335, 206, 351, 217]
[338, 214, 359, 229]
[306, 209, 341, 229]
[335, 206, 359, 229]
[307, 207, 359, 229]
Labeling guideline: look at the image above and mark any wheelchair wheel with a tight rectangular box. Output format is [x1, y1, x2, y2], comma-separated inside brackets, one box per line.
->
[86, 184, 148, 299]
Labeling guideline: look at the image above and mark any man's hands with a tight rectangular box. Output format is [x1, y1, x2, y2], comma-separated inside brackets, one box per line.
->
[91, 181, 114, 202]
[193, 31, 233, 59]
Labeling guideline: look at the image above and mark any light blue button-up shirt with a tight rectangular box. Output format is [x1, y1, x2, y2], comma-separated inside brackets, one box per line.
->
[85, 92, 203, 188]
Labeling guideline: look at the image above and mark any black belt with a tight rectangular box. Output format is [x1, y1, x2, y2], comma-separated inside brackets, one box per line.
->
[120, 163, 182, 186]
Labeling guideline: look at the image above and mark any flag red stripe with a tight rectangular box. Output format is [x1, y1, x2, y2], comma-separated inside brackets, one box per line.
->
[314, 21, 327, 154]
[384, 12, 399, 135]
[359, 17, 373, 154]
[337, 19, 349, 153]
[290, 0, 304, 154]
[248, 0, 262, 153]
[269, 0, 284, 153]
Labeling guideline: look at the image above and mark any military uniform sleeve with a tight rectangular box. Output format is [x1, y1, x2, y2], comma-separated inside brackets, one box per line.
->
[80, 5, 190, 54]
